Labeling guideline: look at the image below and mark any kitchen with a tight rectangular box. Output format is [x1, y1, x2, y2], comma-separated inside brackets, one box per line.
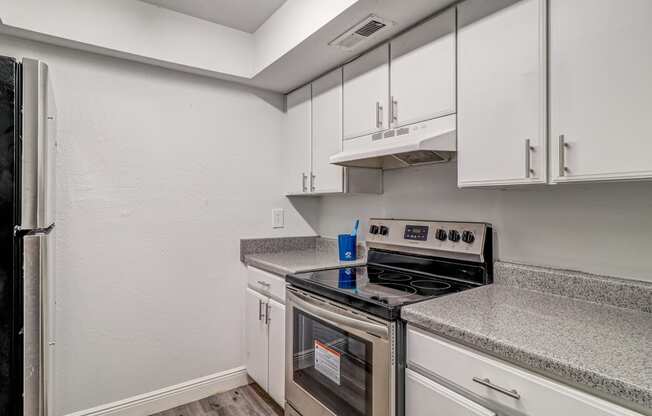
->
[0, 0, 650, 416]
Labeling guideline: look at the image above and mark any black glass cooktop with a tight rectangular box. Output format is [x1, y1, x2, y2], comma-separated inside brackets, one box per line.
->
[286, 261, 482, 320]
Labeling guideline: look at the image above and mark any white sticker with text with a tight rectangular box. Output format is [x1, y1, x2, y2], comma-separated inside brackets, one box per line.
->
[314, 340, 341, 385]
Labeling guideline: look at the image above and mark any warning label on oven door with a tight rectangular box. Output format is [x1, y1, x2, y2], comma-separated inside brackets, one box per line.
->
[314, 340, 341, 385]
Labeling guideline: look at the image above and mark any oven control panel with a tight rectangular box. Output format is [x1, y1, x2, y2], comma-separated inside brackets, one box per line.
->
[366, 219, 489, 260]
[404, 224, 429, 241]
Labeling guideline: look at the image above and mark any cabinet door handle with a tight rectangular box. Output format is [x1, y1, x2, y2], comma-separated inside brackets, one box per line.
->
[258, 300, 265, 321]
[257, 280, 271, 288]
[472, 377, 521, 400]
[302, 172, 307, 192]
[525, 139, 535, 178]
[310, 173, 316, 192]
[376, 101, 383, 128]
[265, 303, 271, 325]
[391, 96, 398, 124]
[559, 135, 570, 177]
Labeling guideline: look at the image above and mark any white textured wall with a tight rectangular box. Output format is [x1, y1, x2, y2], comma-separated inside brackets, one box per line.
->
[0, 34, 317, 415]
[0, 0, 255, 77]
[319, 163, 652, 282]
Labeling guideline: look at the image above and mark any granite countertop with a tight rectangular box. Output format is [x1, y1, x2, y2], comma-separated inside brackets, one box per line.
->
[241, 236, 366, 276]
[402, 262, 652, 412]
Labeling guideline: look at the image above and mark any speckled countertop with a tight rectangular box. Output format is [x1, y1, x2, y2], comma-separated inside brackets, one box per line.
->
[402, 262, 652, 411]
[241, 237, 366, 276]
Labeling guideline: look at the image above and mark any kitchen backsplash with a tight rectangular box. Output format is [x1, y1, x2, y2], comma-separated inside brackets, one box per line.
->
[316, 163, 652, 283]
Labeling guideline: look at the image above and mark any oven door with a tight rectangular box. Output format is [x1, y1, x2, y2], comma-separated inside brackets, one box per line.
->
[286, 287, 392, 416]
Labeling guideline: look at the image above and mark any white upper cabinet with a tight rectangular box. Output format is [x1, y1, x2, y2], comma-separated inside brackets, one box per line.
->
[282, 84, 311, 194]
[549, 0, 652, 183]
[343, 45, 390, 140]
[390, 8, 456, 128]
[281, 74, 381, 196]
[311, 69, 344, 193]
[457, 0, 547, 187]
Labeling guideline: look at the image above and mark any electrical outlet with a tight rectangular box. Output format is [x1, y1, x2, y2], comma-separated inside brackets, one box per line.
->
[272, 208, 285, 228]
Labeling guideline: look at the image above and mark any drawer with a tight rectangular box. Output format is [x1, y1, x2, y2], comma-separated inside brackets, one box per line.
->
[406, 369, 496, 416]
[247, 266, 286, 302]
[407, 327, 643, 416]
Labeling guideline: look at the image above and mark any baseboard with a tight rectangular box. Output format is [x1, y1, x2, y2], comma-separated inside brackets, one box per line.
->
[65, 366, 249, 416]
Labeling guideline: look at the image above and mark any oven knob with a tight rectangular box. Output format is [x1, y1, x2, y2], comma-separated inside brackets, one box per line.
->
[435, 229, 447, 241]
[462, 231, 475, 244]
[448, 230, 461, 242]
[369, 225, 379, 235]
[379, 226, 389, 236]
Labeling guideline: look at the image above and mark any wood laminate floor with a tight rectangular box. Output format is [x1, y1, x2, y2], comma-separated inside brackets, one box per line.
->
[150, 383, 284, 416]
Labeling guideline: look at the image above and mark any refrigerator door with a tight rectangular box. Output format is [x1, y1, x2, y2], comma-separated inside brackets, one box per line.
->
[42, 230, 55, 416]
[23, 231, 55, 416]
[23, 234, 41, 416]
[21, 58, 56, 230]
[21, 58, 56, 416]
[0, 55, 19, 416]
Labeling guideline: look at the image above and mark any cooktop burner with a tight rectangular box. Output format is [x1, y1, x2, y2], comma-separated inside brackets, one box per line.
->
[411, 280, 452, 292]
[286, 219, 493, 320]
[302, 265, 472, 303]
[286, 263, 480, 319]
[377, 271, 412, 282]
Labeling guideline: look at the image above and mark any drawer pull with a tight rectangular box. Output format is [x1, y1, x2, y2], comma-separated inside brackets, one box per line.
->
[257, 280, 271, 287]
[258, 300, 265, 321]
[559, 135, 570, 177]
[472, 377, 521, 400]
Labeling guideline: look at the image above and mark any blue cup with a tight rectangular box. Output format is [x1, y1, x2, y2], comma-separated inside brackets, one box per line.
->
[338, 268, 357, 289]
[338, 234, 357, 261]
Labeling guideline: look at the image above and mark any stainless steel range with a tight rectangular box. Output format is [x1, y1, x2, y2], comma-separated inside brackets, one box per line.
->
[285, 219, 493, 416]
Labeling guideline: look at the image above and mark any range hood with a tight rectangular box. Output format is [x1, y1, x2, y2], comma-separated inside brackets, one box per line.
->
[330, 114, 456, 169]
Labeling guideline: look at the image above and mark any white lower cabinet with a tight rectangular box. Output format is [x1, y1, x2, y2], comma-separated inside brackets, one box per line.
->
[406, 326, 644, 416]
[245, 267, 286, 406]
[266, 299, 285, 406]
[406, 369, 496, 416]
[245, 288, 268, 389]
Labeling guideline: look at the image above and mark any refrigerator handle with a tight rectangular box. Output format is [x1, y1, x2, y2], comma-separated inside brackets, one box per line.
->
[14, 223, 55, 238]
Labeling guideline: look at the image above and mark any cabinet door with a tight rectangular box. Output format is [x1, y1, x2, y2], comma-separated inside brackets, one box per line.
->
[245, 288, 269, 390]
[343, 45, 389, 140]
[550, 0, 652, 183]
[457, 0, 547, 187]
[406, 369, 496, 416]
[311, 69, 344, 193]
[390, 8, 456, 128]
[267, 299, 286, 407]
[282, 85, 311, 194]
[408, 328, 645, 416]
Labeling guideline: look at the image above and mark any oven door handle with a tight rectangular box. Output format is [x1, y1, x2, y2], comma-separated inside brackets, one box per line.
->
[289, 290, 388, 339]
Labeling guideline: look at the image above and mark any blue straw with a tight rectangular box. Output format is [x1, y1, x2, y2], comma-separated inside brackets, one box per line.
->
[351, 219, 360, 237]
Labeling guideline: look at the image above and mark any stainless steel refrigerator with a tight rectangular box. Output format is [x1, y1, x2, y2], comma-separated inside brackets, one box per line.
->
[0, 56, 56, 416]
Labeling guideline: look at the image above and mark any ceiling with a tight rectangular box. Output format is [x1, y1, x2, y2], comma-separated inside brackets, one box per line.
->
[253, 0, 457, 92]
[2, 0, 457, 92]
[139, 0, 287, 33]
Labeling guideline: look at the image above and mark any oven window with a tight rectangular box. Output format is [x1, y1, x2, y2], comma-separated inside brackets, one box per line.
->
[292, 309, 373, 416]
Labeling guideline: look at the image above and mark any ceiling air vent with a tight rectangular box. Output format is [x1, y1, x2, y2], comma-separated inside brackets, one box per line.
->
[329, 15, 395, 50]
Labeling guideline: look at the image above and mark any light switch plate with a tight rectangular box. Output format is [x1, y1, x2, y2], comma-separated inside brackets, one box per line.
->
[272, 208, 285, 228]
